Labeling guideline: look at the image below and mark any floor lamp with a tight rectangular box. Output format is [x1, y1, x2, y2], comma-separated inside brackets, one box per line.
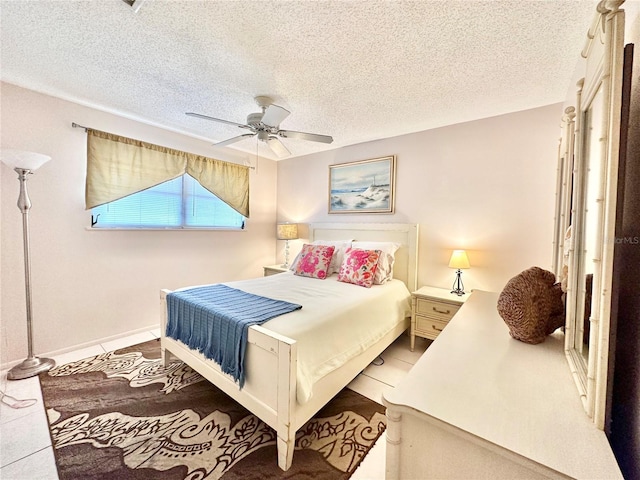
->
[1, 150, 56, 380]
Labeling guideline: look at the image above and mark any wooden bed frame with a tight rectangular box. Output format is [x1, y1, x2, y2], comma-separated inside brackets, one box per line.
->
[160, 222, 418, 470]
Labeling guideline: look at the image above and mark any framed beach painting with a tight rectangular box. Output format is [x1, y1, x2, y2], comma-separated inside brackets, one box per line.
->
[328, 155, 396, 214]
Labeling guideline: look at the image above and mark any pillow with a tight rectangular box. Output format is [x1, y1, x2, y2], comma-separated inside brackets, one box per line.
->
[351, 241, 400, 285]
[560, 225, 572, 292]
[311, 239, 353, 275]
[288, 239, 353, 273]
[293, 244, 335, 280]
[337, 248, 381, 288]
[288, 250, 303, 271]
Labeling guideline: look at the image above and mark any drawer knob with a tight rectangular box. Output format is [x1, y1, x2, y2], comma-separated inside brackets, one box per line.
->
[432, 324, 443, 332]
[432, 306, 450, 315]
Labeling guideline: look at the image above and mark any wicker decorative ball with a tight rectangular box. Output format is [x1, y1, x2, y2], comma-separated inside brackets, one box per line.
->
[497, 267, 565, 344]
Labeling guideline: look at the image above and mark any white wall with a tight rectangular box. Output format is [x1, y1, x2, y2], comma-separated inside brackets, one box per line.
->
[0, 82, 564, 365]
[277, 103, 563, 292]
[0, 82, 278, 364]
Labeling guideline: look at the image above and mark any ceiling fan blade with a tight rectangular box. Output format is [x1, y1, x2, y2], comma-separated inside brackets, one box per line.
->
[278, 129, 333, 144]
[261, 104, 290, 127]
[267, 136, 291, 158]
[186, 112, 251, 129]
[215, 133, 256, 147]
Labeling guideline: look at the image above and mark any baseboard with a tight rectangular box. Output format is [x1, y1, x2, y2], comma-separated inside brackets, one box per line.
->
[1, 324, 159, 371]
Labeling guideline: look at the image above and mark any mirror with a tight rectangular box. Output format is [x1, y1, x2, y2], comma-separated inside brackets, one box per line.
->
[552, 106, 575, 281]
[574, 86, 606, 366]
[556, 0, 625, 429]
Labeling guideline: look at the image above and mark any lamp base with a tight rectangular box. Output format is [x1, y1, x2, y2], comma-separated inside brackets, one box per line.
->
[451, 269, 466, 296]
[7, 356, 55, 380]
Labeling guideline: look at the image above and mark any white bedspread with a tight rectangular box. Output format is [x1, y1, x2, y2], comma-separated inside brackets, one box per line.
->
[224, 272, 411, 404]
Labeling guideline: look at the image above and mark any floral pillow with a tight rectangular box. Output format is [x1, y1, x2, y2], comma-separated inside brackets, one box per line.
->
[293, 244, 335, 280]
[352, 241, 400, 285]
[312, 239, 353, 275]
[337, 248, 381, 288]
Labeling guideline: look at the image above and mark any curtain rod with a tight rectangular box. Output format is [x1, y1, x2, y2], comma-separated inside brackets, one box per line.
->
[71, 122, 256, 170]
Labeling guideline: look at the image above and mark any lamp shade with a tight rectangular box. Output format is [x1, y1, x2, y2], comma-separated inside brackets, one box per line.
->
[448, 250, 470, 269]
[277, 223, 298, 240]
[0, 149, 51, 171]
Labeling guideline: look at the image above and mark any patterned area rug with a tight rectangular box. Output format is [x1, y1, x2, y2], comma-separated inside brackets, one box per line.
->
[40, 339, 386, 479]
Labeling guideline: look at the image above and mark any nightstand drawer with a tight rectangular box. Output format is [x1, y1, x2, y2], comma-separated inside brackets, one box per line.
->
[416, 298, 460, 321]
[415, 316, 448, 338]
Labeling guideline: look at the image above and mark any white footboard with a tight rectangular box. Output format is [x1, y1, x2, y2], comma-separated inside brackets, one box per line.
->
[160, 289, 297, 471]
[160, 286, 409, 472]
[157, 223, 418, 472]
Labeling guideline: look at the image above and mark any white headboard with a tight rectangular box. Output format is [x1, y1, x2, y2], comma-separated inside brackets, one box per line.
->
[308, 223, 418, 292]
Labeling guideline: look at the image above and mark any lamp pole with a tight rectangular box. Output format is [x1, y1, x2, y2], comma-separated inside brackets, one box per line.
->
[7, 167, 55, 380]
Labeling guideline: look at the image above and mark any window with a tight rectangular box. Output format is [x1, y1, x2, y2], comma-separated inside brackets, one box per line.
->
[91, 174, 245, 229]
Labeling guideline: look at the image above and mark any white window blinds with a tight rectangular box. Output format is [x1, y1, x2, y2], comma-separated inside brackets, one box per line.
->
[91, 174, 244, 229]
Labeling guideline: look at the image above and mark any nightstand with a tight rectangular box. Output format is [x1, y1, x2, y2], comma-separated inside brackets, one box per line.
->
[263, 264, 289, 276]
[410, 286, 469, 350]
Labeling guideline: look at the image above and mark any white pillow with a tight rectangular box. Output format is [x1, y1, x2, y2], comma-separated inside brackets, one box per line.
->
[312, 239, 354, 275]
[288, 250, 303, 271]
[351, 241, 400, 284]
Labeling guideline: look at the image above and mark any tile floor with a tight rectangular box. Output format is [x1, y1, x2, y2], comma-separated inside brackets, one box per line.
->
[0, 330, 430, 480]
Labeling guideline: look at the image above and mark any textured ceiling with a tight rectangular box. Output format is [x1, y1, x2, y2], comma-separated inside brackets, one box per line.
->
[1, 0, 598, 160]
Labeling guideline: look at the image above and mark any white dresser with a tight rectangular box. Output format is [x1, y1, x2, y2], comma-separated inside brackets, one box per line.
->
[383, 290, 622, 480]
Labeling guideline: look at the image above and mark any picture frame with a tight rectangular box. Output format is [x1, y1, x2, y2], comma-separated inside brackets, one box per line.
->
[328, 155, 396, 214]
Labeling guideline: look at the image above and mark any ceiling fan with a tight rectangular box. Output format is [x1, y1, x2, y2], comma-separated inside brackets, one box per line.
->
[186, 96, 333, 158]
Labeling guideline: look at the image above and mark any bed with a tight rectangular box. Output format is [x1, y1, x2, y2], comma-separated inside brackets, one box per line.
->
[160, 222, 418, 470]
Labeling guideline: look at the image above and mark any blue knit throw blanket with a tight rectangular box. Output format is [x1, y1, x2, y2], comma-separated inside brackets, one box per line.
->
[166, 284, 302, 388]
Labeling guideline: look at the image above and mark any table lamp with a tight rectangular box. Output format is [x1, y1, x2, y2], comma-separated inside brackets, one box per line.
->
[449, 249, 470, 296]
[277, 223, 298, 268]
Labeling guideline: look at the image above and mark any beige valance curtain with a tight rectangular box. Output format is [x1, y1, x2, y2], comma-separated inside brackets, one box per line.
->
[85, 129, 250, 217]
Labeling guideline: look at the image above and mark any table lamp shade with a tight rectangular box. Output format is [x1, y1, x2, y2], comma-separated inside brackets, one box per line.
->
[277, 223, 299, 240]
[449, 250, 470, 269]
[0, 149, 51, 171]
